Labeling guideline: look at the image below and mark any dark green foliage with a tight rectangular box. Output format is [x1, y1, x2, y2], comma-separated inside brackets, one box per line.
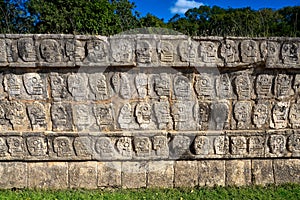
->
[0, 184, 299, 200]
[0, 1, 300, 36]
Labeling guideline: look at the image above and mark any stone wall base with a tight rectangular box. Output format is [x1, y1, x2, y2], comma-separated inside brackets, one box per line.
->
[1, 159, 299, 189]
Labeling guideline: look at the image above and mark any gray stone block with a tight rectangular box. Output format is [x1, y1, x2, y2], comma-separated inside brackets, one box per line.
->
[174, 161, 198, 187]
[28, 162, 68, 189]
[274, 159, 300, 184]
[121, 161, 147, 188]
[0, 162, 27, 189]
[98, 162, 121, 188]
[69, 162, 97, 189]
[226, 160, 251, 186]
[252, 160, 274, 186]
[148, 161, 174, 188]
[198, 160, 225, 186]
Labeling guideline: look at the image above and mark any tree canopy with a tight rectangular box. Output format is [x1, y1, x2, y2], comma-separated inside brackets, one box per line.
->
[0, 0, 300, 37]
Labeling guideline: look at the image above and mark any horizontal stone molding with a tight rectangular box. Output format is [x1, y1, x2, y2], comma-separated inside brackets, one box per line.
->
[0, 131, 297, 161]
[0, 34, 300, 68]
[0, 159, 299, 189]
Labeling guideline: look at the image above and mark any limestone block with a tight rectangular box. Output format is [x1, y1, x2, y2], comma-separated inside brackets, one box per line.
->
[98, 162, 121, 188]
[198, 160, 225, 187]
[226, 160, 251, 186]
[0, 162, 27, 189]
[28, 162, 68, 189]
[252, 160, 274, 186]
[69, 162, 97, 189]
[148, 161, 174, 188]
[174, 161, 198, 187]
[121, 161, 148, 188]
[274, 159, 300, 184]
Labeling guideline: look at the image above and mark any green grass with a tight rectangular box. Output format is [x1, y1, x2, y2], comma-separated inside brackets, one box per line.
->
[0, 184, 299, 200]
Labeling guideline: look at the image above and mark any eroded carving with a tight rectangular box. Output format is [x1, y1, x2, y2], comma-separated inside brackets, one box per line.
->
[23, 73, 45, 96]
[135, 73, 148, 98]
[211, 101, 229, 130]
[174, 74, 191, 99]
[281, 42, 298, 64]
[18, 38, 36, 62]
[275, 74, 292, 98]
[136, 40, 152, 63]
[95, 137, 115, 158]
[133, 137, 151, 157]
[194, 136, 210, 155]
[40, 39, 61, 62]
[171, 135, 191, 156]
[248, 136, 265, 155]
[269, 135, 286, 155]
[89, 73, 108, 100]
[214, 136, 229, 155]
[194, 73, 215, 100]
[51, 103, 73, 131]
[53, 136, 74, 157]
[116, 137, 132, 158]
[27, 102, 47, 130]
[153, 136, 168, 157]
[199, 41, 218, 63]
[50, 73, 69, 101]
[135, 102, 152, 129]
[241, 40, 259, 63]
[289, 103, 300, 128]
[6, 101, 29, 130]
[234, 74, 251, 100]
[67, 73, 88, 101]
[216, 74, 232, 99]
[230, 136, 247, 155]
[220, 40, 238, 63]
[153, 73, 171, 97]
[256, 74, 273, 97]
[271, 102, 289, 129]
[178, 40, 197, 62]
[111, 39, 132, 63]
[84, 39, 108, 63]
[7, 137, 24, 156]
[154, 98, 172, 130]
[93, 104, 114, 130]
[160, 41, 174, 62]
[253, 103, 269, 128]
[26, 137, 47, 156]
[287, 134, 300, 153]
[74, 137, 92, 156]
[3, 74, 22, 98]
[233, 101, 252, 129]
[119, 73, 131, 99]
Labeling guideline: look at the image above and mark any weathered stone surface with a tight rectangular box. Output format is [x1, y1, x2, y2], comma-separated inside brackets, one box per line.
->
[98, 162, 121, 188]
[198, 160, 225, 186]
[69, 162, 97, 189]
[148, 161, 174, 188]
[0, 162, 27, 188]
[28, 162, 68, 189]
[174, 161, 198, 187]
[274, 159, 300, 184]
[226, 160, 251, 186]
[121, 161, 148, 188]
[252, 160, 274, 186]
[0, 35, 300, 188]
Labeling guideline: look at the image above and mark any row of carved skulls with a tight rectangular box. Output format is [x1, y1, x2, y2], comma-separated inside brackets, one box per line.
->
[0, 37, 299, 64]
[0, 133, 299, 158]
[2, 71, 300, 101]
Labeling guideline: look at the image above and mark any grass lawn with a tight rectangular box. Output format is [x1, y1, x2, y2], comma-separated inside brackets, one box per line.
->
[0, 184, 299, 200]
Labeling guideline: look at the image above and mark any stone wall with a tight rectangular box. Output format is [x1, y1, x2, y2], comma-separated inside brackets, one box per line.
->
[0, 34, 299, 188]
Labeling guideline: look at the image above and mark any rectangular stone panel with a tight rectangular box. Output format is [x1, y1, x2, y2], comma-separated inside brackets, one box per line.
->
[98, 162, 121, 188]
[121, 161, 148, 188]
[147, 161, 174, 188]
[274, 159, 300, 184]
[226, 160, 251, 186]
[28, 162, 68, 189]
[69, 161, 97, 189]
[174, 161, 198, 187]
[252, 160, 274, 186]
[0, 162, 27, 189]
[198, 160, 225, 187]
